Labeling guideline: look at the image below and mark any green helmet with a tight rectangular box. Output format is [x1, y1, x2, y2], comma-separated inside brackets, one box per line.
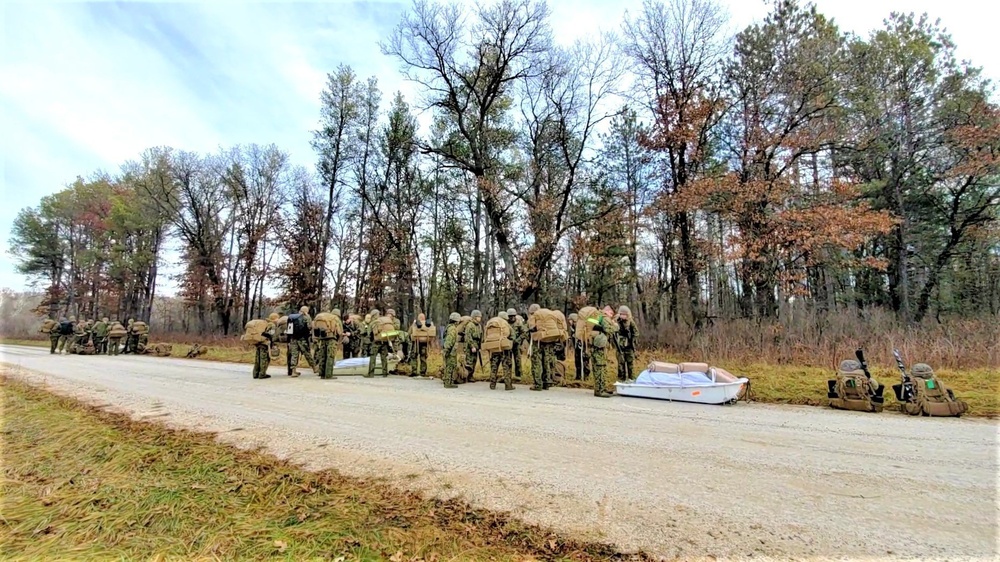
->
[528, 304, 540, 314]
[471, 309, 482, 319]
[332, 308, 341, 317]
[449, 312, 461, 322]
[912, 363, 934, 378]
[498, 311, 509, 321]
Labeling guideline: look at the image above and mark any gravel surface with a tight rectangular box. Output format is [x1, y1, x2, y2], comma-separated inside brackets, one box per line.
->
[2, 344, 996, 560]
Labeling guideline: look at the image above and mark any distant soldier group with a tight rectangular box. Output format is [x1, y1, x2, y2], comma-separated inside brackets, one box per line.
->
[241, 302, 639, 399]
[40, 316, 149, 356]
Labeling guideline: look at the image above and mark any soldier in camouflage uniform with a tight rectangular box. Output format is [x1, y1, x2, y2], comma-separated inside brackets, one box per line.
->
[442, 312, 460, 388]
[45, 317, 60, 354]
[506, 308, 526, 381]
[92, 317, 109, 355]
[568, 312, 584, 381]
[464, 310, 483, 382]
[315, 308, 342, 380]
[590, 308, 615, 398]
[526, 304, 555, 391]
[408, 313, 433, 377]
[489, 311, 515, 391]
[287, 305, 317, 377]
[342, 312, 357, 359]
[72, 319, 90, 353]
[56, 316, 75, 354]
[124, 319, 136, 354]
[615, 305, 638, 381]
[107, 320, 126, 355]
[366, 308, 392, 378]
[360, 313, 373, 357]
[253, 313, 278, 379]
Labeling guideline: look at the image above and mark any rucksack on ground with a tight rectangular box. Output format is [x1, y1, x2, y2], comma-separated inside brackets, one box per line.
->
[241, 319, 270, 344]
[828, 360, 883, 413]
[371, 316, 402, 342]
[40, 319, 56, 334]
[529, 308, 567, 343]
[287, 313, 309, 339]
[312, 312, 342, 339]
[896, 364, 968, 417]
[482, 317, 513, 352]
[456, 316, 472, 343]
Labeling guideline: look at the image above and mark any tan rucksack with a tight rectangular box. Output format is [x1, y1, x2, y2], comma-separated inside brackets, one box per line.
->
[108, 323, 127, 338]
[410, 322, 436, 343]
[529, 308, 567, 343]
[241, 319, 270, 344]
[312, 312, 342, 339]
[132, 321, 149, 335]
[40, 319, 57, 334]
[828, 361, 882, 413]
[482, 317, 513, 352]
[574, 307, 618, 345]
[901, 364, 968, 417]
[456, 316, 472, 343]
[372, 316, 402, 342]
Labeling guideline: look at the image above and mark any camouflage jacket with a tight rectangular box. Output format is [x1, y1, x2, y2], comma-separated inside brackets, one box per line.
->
[616, 318, 638, 350]
[443, 323, 458, 355]
[464, 321, 483, 351]
[92, 321, 108, 338]
[510, 319, 527, 345]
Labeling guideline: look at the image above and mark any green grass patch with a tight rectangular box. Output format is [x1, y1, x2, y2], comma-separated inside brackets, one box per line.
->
[0, 376, 645, 561]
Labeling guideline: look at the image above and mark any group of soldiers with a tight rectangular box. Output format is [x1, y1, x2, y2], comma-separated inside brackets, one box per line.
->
[40, 316, 148, 356]
[244, 302, 639, 399]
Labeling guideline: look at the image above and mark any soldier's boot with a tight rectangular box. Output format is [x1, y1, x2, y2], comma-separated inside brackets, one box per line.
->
[260, 374, 271, 379]
[595, 392, 613, 398]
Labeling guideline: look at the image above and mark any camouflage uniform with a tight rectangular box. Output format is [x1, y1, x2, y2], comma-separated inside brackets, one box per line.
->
[360, 314, 373, 357]
[506, 308, 526, 381]
[366, 309, 390, 378]
[442, 313, 460, 388]
[107, 322, 125, 356]
[615, 306, 638, 381]
[72, 320, 91, 353]
[590, 312, 615, 397]
[489, 312, 514, 390]
[124, 319, 137, 354]
[56, 317, 75, 354]
[408, 314, 433, 377]
[92, 318, 109, 355]
[342, 313, 357, 359]
[464, 310, 483, 382]
[315, 309, 343, 379]
[568, 313, 584, 380]
[526, 304, 554, 391]
[287, 306, 317, 377]
[253, 314, 278, 379]
[44, 318, 60, 354]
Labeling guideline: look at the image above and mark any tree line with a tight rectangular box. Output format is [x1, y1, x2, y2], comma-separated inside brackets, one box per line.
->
[9, 0, 1000, 341]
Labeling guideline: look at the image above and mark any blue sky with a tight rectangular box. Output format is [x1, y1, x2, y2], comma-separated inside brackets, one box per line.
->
[1, 0, 994, 294]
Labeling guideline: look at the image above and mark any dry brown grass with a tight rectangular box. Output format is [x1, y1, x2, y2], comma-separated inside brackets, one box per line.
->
[0, 375, 649, 562]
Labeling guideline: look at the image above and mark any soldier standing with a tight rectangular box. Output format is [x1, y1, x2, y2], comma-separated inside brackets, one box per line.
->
[107, 320, 126, 355]
[360, 313, 373, 357]
[342, 311, 356, 359]
[42, 316, 59, 354]
[568, 312, 584, 381]
[56, 317, 74, 354]
[92, 317, 109, 355]
[123, 319, 136, 354]
[253, 313, 278, 379]
[590, 306, 616, 398]
[489, 311, 515, 391]
[407, 312, 433, 377]
[314, 309, 343, 379]
[506, 308, 525, 381]
[442, 312, 460, 388]
[366, 308, 391, 378]
[526, 304, 555, 391]
[615, 306, 638, 381]
[464, 310, 483, 382]
[287, 305, 317, 377]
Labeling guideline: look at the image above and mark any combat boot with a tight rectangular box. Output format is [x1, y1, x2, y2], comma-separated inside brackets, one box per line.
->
[595, 391, 613, 398]
[490, 381, 497, 390]
[504, 383, 514, 391]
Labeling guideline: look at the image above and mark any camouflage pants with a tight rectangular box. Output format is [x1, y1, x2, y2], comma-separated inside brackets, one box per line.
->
[443, 348, 457, 387]
[360, 338, 371, 358]
[616, 348, 635, 381]
[137, 335, 149, 353]
[107, 337, 122, 355]
[367, 342, 390, 377]
[410, 342, 429, 376]
[530, 342, 556, 389]
[49, 335, 60, 354]
[572, 340, 584, 380]
[253, 344, 271, 378]
[591, 346, 609, 395]
[93, 337, 108, 355]
[316, 338, 338, 379]
[343, 339, 355, 359]
[125, 334, 138, 353]
[464, 346, 481, 381]
[490, 350, 513, 389]
[511, 342, 523, 380]
[288, 339, 316, 374]
[57, 335, 72, 353]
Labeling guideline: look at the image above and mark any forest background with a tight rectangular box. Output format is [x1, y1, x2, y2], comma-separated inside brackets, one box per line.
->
[5, 0, 999, 371]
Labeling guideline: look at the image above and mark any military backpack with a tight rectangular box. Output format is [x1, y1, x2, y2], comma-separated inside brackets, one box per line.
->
[898, 364, 968, 417]
[132, 321, 149, 335]
[828, 360, 883, 413]
[456, 316, 472, 343]
[528, 308, 567, 343]
[372, 316, 402, 342]
[241, 319, 271, 344]
[40, 319, 57, 334]
[286, 313, 309, 339]
[312, 312, 342, 339]
[482, 317, 513, 352]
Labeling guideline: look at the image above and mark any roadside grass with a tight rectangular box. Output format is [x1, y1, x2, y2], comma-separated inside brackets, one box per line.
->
[0, 376, 646, 562]
[4, 337, 996, 418]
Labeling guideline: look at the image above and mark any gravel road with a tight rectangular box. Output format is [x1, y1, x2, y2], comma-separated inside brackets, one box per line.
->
[2, 344, 996, 560]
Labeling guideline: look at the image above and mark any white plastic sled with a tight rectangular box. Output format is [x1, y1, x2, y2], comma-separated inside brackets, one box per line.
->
[614, 362, 749, 405]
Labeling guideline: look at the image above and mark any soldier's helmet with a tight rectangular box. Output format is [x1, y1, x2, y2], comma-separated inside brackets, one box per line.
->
[528, 303, 540, 314]
[506, 308, 517, 317]
[839, 359, 862, 372]
[102, 317, 109, 322]
[332, 308, 341, 317]
[449, 312, 461, 322]
[69, 316, 77, 322]
[370, 308, 380, 317]
[60, 317, 67, 322]
[568, 313, 578, 322]
[128, 318, 134, 324]
[618, 305, 632, 317]
[268, 312, 280, 322]
[471, 309, 482, 319]
[386, 308, 396, 316]
[912, 363, 935, 378]
[299, 305, 309, 314]
[498, 311, 509, 321]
